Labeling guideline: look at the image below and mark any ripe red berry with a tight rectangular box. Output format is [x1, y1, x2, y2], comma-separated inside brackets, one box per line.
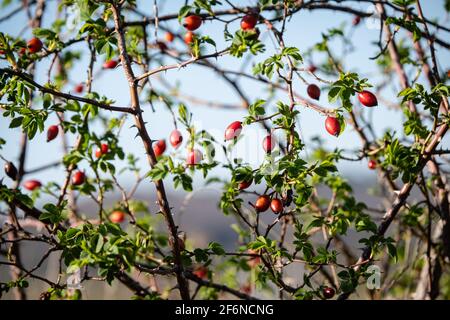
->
[186, 149, 202, 166]
[19, 47, 26, 55]
[27, 37, 43, 53]
[241, 14, 258, 31]
[323, 287, 335, 299]
[24, 180, 42, 191]
[4, 162, 18, 180]
[153, 139, 166, 157]
[110, 210, 125, 223]
[225, 121, 242, 141]
[352, 16, 361, 26]
[170, 130, 183, 149]
[239, 180, 252, 190]
[270, 198, 283, 214]
[368, 159, 377, 170]
[183, 15, 202, 31]
[307, 84, 321, 100]
[74, 83, 84, 94]
[262, 135, 274, 153]
[165, 32, 175, 43]
[358, 90, 378, 107]
[0, 49, 5, 55]
[95, 143, 109, 158]
[103, 59, 118, 69]
[325, 116, 341, 137]
[72, 171, 85, 186]
[255, 195, 270, 212]
[307, 65, 317, 73]
[193, 266, 208, 279]
[184, 31, 195, 45]
[46, 125, 59, 142]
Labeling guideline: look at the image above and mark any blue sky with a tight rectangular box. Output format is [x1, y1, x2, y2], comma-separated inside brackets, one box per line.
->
[0, 0, 449, 193]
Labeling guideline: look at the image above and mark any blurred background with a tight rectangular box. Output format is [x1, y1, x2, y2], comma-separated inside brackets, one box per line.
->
[0, 0, 449, 299]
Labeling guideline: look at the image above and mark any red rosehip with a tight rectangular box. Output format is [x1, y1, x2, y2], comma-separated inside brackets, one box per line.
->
[225, 121, 242, 141]
[193, 266, 208, 279]
[255, 195, 270, 212]
[262, 135, 275, 153]
[103, 59, 118, 69]
[24, 180, 42, 191]
[186, 149, 202, 166]
[358, 90, 378, 107]
[165, 32, 175, 43]
[110, 210, 125, 223]
[239, 180, 252, 190]
[184, 31, 195, 45]
[325, 116, 341, 137]
[170, 130, 183, 149]
[46, 125, 59, 142]
[368, 159, 377, 170]
[241, 14, 258, 31]
[307, 65, 317, 73]
[27, 37, 43, 53]
[0, 49, 5, 55]
[183, 15, 202, 31]
[270, 198, 283, 214]
[72, 171, 85, 186]
[74, 83, 84, 94]
[323, 287, 335, 299]
[307, 84, 321, 100]
[352, 16, 361, 26]
[153, 139, 166, 157]
[95, 143, 109, 158]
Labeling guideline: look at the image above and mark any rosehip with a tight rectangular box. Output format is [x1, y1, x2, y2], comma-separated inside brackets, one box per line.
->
[170, 130, 183, 149]
[307, 65, 317, 73]
[46, 125, 59, 142]
[358, 90, 378, 107]
[19, 47, 26, 55]
[186, 149, 202, 166]
[95, 143, 109, 158]
[352, 16, 361, 26]
[153, 140, 166, 157]
[225, 121, 242, 141]
[325, 116, 340, 137]
[262, 135, 274, 153]
[193, 266, 208, 279]
[270, 198, 283, 214]
[255, 195, 270, 212]
[27, 37, 43, 53]
[165, 32, 175, 43]
[239, 180, 252, 190]
[241, 14, 258, 31]
[184, 31, 195, 45]
[183, 15, 202, 31]
[368, 159, 377, 170]
[323, 287, 335, 299]
[24, 180, 42, 191]
[103, 59, 118, 69]
[307, 84, 321, 100]
[4, 162, 18, 180]
[72, 171, 85, 186]
[74, 83, 84, 94]
[110, 210, 125, 223]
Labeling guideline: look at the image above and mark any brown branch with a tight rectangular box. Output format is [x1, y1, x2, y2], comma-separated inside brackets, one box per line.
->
[109, 2, 190, 300]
